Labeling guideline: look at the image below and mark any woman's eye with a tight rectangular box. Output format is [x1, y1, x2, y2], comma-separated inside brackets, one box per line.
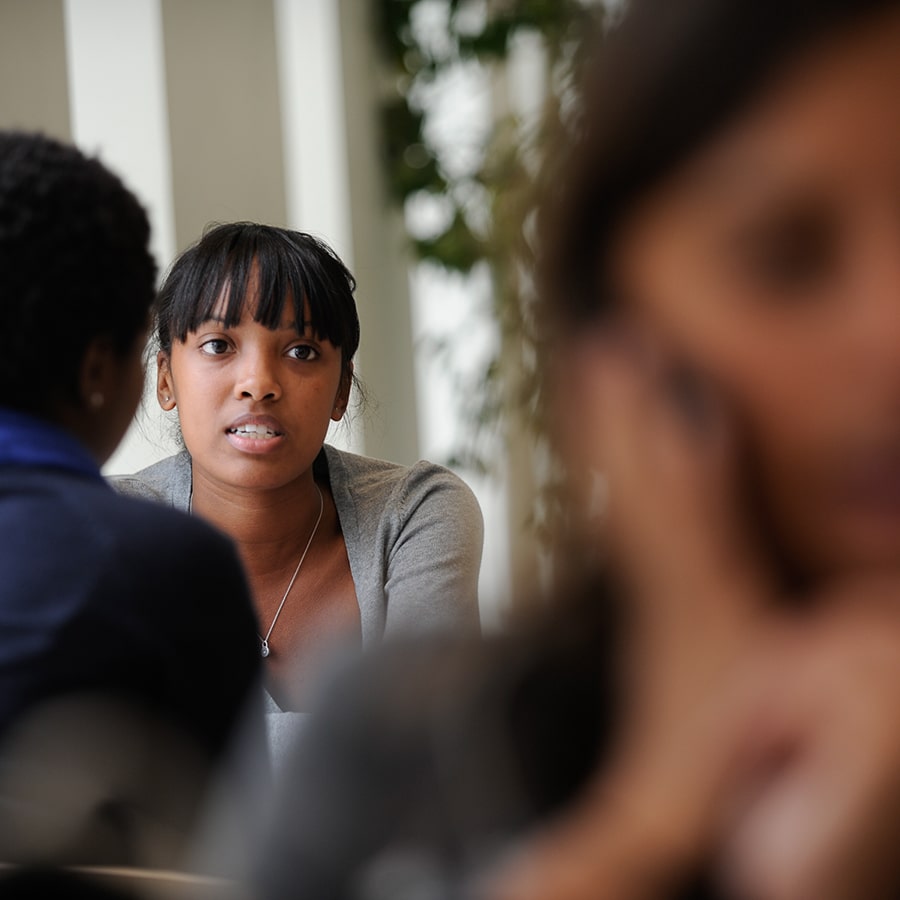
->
[735, 211, 837, 296]
[199, 338, 230, 355]
[749, 237, 830, 290]
[289, 345, 319, 361]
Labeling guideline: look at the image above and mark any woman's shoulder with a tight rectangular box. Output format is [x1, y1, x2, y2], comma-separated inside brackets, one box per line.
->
[322, 443, 415, 482]
[24, 467, 243, 595]
[322, 444, 482, 523]
[95, 475, 229, 558]
[323, 443, 476, 494]
[109, 449, 191, 509]
[100, 454, 238, 568]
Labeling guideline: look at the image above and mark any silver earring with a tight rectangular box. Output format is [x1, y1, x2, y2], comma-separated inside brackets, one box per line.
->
[90, 392, 104, 409]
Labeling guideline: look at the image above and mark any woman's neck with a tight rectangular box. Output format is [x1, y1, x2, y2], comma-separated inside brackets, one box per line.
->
[188, 467, 325, 578]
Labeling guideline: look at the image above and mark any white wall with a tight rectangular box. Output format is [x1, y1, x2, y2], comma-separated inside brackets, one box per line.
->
[63, 0, 180, 475]
[273, 0, 360, 455]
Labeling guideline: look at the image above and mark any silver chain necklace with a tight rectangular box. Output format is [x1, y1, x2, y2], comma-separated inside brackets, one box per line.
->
[190, 484, 325, 659]
[258, 484, 324, 658]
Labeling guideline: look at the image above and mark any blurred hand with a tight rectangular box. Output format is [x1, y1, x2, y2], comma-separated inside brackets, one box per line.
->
[487, 329, 900, 900]
[717, 584, 900, 900]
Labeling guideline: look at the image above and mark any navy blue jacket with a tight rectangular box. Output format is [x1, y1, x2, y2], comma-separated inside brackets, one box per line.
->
[0, 463, 262, 763]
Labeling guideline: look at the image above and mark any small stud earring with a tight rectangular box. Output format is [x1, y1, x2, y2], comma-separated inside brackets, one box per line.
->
[90, 392, 104, 409]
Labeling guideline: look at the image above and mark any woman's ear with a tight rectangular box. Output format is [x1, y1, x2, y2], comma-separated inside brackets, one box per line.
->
[157, 350, 177, 411]
[68, 334, 144, 466]
[331, 362, 354, 422]
[79, 337, 117, 412]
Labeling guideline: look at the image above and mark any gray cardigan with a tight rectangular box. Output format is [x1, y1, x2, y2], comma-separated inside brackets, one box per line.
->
[113, 445, 483, 763]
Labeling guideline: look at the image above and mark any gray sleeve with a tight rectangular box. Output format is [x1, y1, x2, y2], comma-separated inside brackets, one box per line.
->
[105, 452, 192, 512]
[108, 474, 166, 504]
[383, 462, 483, 637]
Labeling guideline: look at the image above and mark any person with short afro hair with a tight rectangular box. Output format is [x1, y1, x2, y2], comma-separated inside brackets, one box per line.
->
[0, 131, 265, 877]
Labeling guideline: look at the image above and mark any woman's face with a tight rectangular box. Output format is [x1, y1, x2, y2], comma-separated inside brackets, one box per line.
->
[158, 282, 350, 495]
[609, 8, 900, 582]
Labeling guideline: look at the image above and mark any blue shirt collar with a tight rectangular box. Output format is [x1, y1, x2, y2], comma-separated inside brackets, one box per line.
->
[0, 407, 104, 482]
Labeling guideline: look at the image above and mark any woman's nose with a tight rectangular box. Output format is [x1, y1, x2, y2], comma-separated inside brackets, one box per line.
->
[845, 231, 900, 387]
[234, 351, 282, 401]
[858, 242, 900, 351]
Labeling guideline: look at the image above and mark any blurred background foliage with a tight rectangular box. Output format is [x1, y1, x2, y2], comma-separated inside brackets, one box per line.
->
[372, 0, 604, 564]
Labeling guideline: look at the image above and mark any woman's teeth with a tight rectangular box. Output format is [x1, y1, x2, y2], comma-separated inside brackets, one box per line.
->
[230, 425, 279, 439]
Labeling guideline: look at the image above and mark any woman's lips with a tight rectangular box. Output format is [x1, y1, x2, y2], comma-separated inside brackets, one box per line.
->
[229, 423, 280, 440]
[225, 415, 285, 451]
[838, 451, 900, 516]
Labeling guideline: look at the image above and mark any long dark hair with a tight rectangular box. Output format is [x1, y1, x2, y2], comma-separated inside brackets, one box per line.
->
[537, 0, 900, 332]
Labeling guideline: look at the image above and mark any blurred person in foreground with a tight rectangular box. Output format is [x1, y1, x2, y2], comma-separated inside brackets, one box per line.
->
[487, 0, 900, 897]
[251, 1, 900, 899]
[0, 131, 265, 880]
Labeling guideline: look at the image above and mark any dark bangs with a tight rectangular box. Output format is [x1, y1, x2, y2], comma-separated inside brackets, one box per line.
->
[156, 222, 360, 363]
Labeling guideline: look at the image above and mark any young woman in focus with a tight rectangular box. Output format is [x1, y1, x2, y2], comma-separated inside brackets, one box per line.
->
[116, 223, 483, 757]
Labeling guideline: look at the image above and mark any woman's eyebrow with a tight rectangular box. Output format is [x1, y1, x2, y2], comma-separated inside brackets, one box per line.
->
[681, 149, 822, 200]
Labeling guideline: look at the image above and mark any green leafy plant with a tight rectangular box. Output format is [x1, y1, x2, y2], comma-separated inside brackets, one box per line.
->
[373, 0, 605, 593]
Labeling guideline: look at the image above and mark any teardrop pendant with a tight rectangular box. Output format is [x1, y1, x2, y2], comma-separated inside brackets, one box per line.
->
[260, 639, 270, 658]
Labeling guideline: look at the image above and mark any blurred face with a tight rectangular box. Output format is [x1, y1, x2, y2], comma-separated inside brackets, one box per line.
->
[609, 8, 900, 582]
[158, 282, 350, 494]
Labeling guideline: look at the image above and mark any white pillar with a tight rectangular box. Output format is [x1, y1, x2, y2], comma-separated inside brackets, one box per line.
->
[273, 0, 361, 454]
[63, 0, 179, 473]
[273, 0, 353, 267]
[63, 0, 175, 269]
